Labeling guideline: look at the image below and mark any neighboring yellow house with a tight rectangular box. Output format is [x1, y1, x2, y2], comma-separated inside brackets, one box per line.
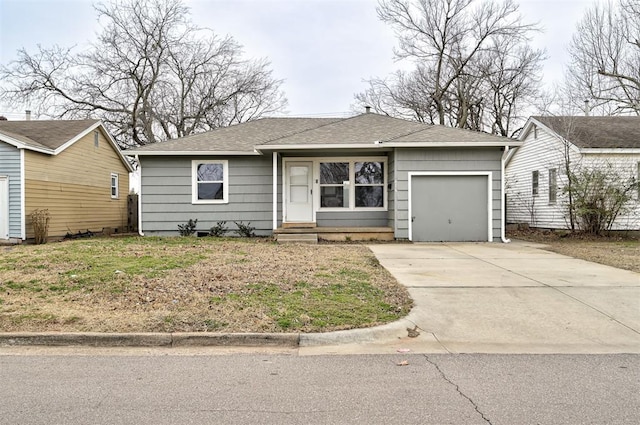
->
[0, 120, 133, 242]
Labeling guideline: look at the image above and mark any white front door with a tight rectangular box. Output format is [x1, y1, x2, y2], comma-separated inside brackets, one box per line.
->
[0, 176, 8, 240]
[285, 162, 313, 222]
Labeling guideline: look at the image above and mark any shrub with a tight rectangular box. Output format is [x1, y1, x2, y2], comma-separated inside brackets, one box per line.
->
[177, 219, 198, 236]
[565, 164, 639, 235]
[30, 209, 50, 244]
[233, 221, 255, 237]
[209, 221, 228, 237]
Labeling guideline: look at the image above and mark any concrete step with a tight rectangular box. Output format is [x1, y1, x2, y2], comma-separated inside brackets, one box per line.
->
[276, 233, 318, 244]
[282, 222, 317, 229]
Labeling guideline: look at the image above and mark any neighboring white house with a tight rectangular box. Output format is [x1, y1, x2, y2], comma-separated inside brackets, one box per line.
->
[506, 116, 640, 231]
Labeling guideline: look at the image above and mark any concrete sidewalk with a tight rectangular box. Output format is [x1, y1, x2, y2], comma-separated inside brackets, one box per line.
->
[312, 240, 640, 355]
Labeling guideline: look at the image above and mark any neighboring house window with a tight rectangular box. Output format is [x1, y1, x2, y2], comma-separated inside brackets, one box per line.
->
[548, 169, 557, 204]
[319, 158, 387, 210]
[192, 160, 228, 204]
[94, 130, 99, 148]
[532, 170, 539, 196]
[320, 162, 349, 208]
[110, 173, 119, 199]
[355, 161, 384, 207]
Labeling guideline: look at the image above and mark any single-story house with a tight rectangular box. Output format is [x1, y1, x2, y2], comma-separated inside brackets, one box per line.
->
[0, 120, 133, 242]
[505, 116, 640, 230]
[124, 112, 519, 242]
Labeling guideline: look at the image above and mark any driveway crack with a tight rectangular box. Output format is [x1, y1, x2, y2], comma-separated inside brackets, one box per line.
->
[424, 355, 492, 425]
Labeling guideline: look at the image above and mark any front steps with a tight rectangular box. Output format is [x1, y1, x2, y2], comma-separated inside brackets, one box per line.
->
[274, 225, 394, 243]
[275, 233, 319, 244]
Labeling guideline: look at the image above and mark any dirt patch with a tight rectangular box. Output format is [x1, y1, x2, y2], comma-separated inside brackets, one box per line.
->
[0, 237, 412, 333]
[509, 229, 640, 273]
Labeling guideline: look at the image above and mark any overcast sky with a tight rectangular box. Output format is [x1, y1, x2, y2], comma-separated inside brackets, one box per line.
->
[0, 0, 601, 120]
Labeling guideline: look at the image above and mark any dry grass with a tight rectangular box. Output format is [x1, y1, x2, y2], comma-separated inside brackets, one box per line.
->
[0, 237, 412, 333]
[509, 229, 640, 273]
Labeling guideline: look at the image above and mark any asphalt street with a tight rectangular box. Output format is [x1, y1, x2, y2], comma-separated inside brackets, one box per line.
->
[1, 351, 638, 424]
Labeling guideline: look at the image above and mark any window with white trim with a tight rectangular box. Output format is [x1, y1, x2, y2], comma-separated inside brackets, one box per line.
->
[548, 169, 557, 204]
[320, 162, 349, 208]
[319, 158, 387, 210]
[532, 170, 539, 196]
[355, 161, 384, 207]
[110, 173, 119, 199]
[192, 160, 228, 204]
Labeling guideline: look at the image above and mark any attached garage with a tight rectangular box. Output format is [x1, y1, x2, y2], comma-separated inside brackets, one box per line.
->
[408, 172, 492, 242]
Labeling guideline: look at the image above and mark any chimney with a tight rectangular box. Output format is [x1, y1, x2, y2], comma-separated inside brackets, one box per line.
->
[583, 100, 590, 117]
[25, 110, 31, 121]
[365, 106, 371, 114]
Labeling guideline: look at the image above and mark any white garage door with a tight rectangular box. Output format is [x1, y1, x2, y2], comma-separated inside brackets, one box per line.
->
[410, 174, 491, 242]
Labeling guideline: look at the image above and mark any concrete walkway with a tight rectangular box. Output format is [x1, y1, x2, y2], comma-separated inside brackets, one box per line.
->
[301, 240, 640, 354]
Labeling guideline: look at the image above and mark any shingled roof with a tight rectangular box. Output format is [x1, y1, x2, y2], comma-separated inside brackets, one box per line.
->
[532, 116, 640, 149]
[125, 117, 342, 153]
[125, 113, 512, 155]
[0, 120, 100, 151]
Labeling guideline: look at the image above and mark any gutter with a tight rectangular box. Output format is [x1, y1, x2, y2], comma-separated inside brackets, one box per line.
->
[500, 146, 510, 243]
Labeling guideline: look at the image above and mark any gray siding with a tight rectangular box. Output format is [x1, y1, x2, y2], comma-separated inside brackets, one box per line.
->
[140, 156, 280, 236]
[388, 150, 396, 232]
[316, 211, 388, 227]
[394, 148, 503, 241]
[0, 142, 22, 238]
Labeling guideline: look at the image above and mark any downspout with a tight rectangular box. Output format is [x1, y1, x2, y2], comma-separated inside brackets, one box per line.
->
[500, 145, 510, 243]
[136, 155, 144, 236]
[272, 152, 278, 231]
[20, 149, 25, 241]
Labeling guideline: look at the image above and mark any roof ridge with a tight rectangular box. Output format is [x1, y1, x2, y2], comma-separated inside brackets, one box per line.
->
[384, 120, 433, 142]
[254, 115, 352, 146]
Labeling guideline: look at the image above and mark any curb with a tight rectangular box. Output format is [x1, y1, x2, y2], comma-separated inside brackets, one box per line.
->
[0, 332, 300, 348]
[0, 308, 419, 349]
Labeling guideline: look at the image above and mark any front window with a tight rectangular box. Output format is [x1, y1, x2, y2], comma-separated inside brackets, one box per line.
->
[192, 160, 228, 204]
[318, 158, 386, 210]
[320, 162, 349, 208]
[355, 161, 384, 207]
[532, 170, 539, 196]
[110, 173, 119, 199]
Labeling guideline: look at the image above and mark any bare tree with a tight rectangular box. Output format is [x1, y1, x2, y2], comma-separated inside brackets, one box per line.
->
[0, 0, 287, 148]
[354, 0, 543, 136]
[566, 0, 640, 115]
[478, 37, 545, 136]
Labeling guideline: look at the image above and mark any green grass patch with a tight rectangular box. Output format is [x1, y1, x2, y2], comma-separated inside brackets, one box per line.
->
[0, 237, 209, 293]
[211, 280, 404, 331]
[0, 238, 412, 333]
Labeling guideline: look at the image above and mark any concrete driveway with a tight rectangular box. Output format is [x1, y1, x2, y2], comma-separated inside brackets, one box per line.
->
[301, 240, 640, 354]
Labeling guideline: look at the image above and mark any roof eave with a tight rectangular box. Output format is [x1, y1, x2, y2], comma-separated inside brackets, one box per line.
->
[256, 143, 387, 151]
[0, 134, 54, 154]
[124, 150, 261, 156]
[383, 141, 521, 148]
[52, 121, 102, 155]
[581, 148, 640, 154]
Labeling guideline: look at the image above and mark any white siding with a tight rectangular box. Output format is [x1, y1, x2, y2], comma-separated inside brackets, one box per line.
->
[506, 125, 640, 230]
[581, 153, 640, 230]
